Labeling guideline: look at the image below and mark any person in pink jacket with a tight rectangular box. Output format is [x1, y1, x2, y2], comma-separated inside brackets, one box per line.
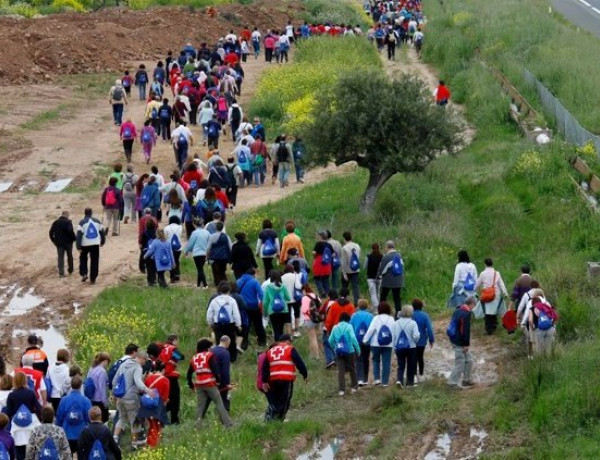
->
[140, 120, 157, 164]
[120, 118, 137, 163]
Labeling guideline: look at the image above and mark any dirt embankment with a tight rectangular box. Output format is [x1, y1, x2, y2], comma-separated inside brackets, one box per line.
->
[0, 0, 305, 84]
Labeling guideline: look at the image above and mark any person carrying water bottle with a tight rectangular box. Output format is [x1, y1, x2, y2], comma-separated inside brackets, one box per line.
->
[329, 313, 360, 396]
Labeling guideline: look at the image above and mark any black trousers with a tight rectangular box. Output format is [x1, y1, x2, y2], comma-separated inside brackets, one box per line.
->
[396, 348, 417, 386]
[146, 259, 167, 287]
[226, 185, 238, 206]
[262, 257, 274, 280]
[123, 139, 134, 162]
[170, 250, 181, 282]
[270, 312, 288, 341]
[246, 309, 267, 347]
[193, 255, 208, 287]
[139, 249, 147, 273]
[485, 314, 498, 335]
[211, 260, 228, 286]
[214, 323, 238, 362]
[57, 244, 73, 276]
[166, 376, 181, 424]
[185, 221, 194, 239]
[265, 380, 293, 421]
[380, 287, 402, 316]
[79, 245, 99, 282]
[416, 345, 426, 375]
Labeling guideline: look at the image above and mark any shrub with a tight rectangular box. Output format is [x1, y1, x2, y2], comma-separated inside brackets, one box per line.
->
[52, 0, 85, 11]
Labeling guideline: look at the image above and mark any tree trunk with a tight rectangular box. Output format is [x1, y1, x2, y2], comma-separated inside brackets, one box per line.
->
[359, 170, 394, 214]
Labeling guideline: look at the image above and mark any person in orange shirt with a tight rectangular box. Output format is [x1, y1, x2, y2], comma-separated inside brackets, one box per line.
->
[279, 222, 305, 264]
[325, 288, 356, 333]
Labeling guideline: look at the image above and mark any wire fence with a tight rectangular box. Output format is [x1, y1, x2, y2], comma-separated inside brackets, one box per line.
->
[524, 69, 600, 152]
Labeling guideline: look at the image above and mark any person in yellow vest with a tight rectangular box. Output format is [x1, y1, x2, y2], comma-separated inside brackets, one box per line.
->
[261, 334, 308, 421]
[186, 338, 233, 428]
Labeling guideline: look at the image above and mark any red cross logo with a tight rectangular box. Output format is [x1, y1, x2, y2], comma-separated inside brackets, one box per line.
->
[194, 354, 207, 368]
[269, 346, 286, 360]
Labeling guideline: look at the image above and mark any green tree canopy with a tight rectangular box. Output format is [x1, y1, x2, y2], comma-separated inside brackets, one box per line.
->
[303, 69, 460, 213]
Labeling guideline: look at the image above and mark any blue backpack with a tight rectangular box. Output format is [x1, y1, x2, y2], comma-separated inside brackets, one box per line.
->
[395, 326, 410, 350]
[332, 252, 341, 269]
[321, 247, 332, 265]
[537, 311, 553, 331]
[238, 150, 248, 164]
[335, 334, 351, 356]
[0, 442, 9, 460]
[142, 129, 152, 143]
[85, 221, 99, 240]
[38, 438, 59, 460]
[140, 391, 160, 410]
[138, 73, 147, 84]
[272, 292, 286, 313]
[66, 401, 85, 426]
[107, 359, 124, 390]
[141, 187, 152, 208]
[217, 304, 231, 324]
[293, 285, 303, 302]
[83, 376, 96, 400]
[446, 315, 459, 342]
[13, 404, 33, 427]
[378, 324, 393, 346]
[391, 254, 404, 276]
[122, 126, 133, 140]
[207, 123, 218, 138]
[151, 107, 158, 120]
[177, 132, 188, 148]
[171, 234, 182, 251]
[112, 373, 126, 398]
[89, 439, 107, 460]
[463, 272, 476, 291]
[159, 107, 170, 119]
[355, 320, 369, 343]
[350, 249, 360, 272]
[300, 269, 308, 286]
[262, 238, 276, 256]
[44, 377, 52, 398]
[158, 245, 171, 266]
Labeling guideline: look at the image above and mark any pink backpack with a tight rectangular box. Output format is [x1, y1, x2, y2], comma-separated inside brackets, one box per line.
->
[218, 98, 228, 112]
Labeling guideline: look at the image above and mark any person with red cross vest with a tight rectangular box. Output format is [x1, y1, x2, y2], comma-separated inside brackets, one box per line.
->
[186, 338, 233, 428]
[261, 334, 308, 421]
[13, 354, 47, 406]
[158, 335, 184, 425]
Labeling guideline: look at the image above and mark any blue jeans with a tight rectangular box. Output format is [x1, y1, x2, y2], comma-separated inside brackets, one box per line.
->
[175, 144, 188, 170]
[342, 272, 360, 305]
[138, 84, 146, 100]
[322, 330, 335, 365]
[253, 166, 262, 186]
[314, 276, 330, 297]
[112, 104, 124, 125]
[278, 162, 291, 187]
[294, 160, 304, 181]
[371, 346, 392, 385]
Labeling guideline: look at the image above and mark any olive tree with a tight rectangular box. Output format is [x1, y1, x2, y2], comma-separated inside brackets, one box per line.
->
[303, 70, 460, 213]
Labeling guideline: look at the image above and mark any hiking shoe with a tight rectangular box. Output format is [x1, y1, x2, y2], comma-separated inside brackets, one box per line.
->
[357, 380, 365, 386]
[382, 384, 389, 388]
[338, 391, 345, 397]
[447, 383, 459, 389]
[395, 381, 403, 387]
[373, 380, 382, 386]
[326, 361, 335, 369]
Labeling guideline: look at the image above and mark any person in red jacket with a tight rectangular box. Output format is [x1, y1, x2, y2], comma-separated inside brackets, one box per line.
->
[14, 354, 47, 405]
[435, 80, 451, 107]
[324, 287, 356, 333]
[101, 177, 123, 237]
[142, 362, 170, 447]
[186, 338, 233, 428]
[158, 335, 184, 424]
[261, 334, 308, 421]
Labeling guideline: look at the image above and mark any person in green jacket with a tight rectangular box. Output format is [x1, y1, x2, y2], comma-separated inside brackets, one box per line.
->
[263, 270, 291, 341]
[329, 313, 360, 396]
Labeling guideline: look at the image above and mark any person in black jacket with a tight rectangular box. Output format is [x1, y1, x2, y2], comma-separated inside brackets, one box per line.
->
[230, 233, 258, 279]
[49, 211, 76, 278]
[78, 406, 122, 460]
[448, 296, 476, 388]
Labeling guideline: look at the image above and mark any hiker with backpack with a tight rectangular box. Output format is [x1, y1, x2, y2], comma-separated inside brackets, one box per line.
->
[76, 208, 105, 285]
[187, 338, 234, 429]
[508, 264, 534, 311]
[198, 187, 225, 227]
[109, 80, 127, 126]
[156, 336, 184, 425]
[365, 243, 383, 308]
[529, 297, 558, 355]
[225, 157, 243, 208]
[206, 221, 233, 286]
[158, 98, 173, 141]
[206, 114, 222, 149]
[77, 406, 122, 460]
[140, 218, 157, 278]
[21, 336, 48, 376]
[291, 137, 306, 184]
[274, 135, 293, 188]
[13, 355, 47, 407]
[6, 372, 41, 460]
[279, 222, 304, 266]
[84, 352, 111, 423]
[164, 216, 183, 283]
[141, 176, 161, 218]
[255, 219, 280, 279]
[184, 218, 211, 289]
[341, 232, 361, 305]
[121, 165, 138, 225]
[49, 211, 76, 278]
[300, 291, 322, 359]
[144, 229, 176, 289]
[112, 344, 154, 449]
[434, 80, 451, 107]
[101, 177, 122, 237]
[326, 231, 343, 291]
[182, 188, 199, 236]
[251, 135, 268, 186]
[119, 117, 137, 163]
[474, 258, 508, 335]
[228, 100, 243, 142]
[0, 414, 15, 460]
[393, 305, 420, 387]
[207, 282, 242, 362]
[447, 297, 477, 388]
[385, 26, 398, 60]
[312, 231, 334, 297]
[138, 361, 170, 448]
[234, 139, 253, 187]
[198, 101, 214, 146]
[47, 349, 71, 412]
[237, 268, 266, 348]
[55, 376, 91, 455]
[411, 298, 434, 382]
[134, 64, 149, 101]
[329, 313, 360, 396]
[231, 233, 258, 279]
[139, 120, 157, 165]
[24, 406, 71, 460]
[362, 301, 396, 387]
[121, 70, 133, 97]
[171, 121, 193, 172]
[414, 27, 424, 59]
[448, 250, 478, 309]
[350, 299, 374, 386]
[377, 241, 405, 315]
[263, 271, 292, 341]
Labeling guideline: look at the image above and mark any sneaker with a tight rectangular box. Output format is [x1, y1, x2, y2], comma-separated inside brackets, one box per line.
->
[299, 179, 305, 184]
[447, 383, 459, 388]
[357, 380, 365, 386]
[338, 391, 345, 396]
[382, 384, 389, 388]
[326, 361, 335, 369]
[113, 435, 120, 445]
[373, 380, 381, 386]
[395, 381, 403, 387]
[350, 388, 358, 394]
[415, 375, 420, 384]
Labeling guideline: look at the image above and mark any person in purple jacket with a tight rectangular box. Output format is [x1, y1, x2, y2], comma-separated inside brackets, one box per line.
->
[85, 353, 110, 423]
[144, 229, 175, 288]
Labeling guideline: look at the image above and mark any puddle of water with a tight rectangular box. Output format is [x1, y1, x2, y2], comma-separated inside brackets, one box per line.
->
[297, 437, 344, 460]
[44, 178, 72, 193]
[12, 326, 67, 361]
[424, 433, 452, 460]
[0, 182, 12, 193]
[18, 180, 38, 192]
[3, 287, 45, 316]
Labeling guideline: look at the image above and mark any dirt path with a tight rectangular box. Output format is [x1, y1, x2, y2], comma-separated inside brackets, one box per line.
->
[0, 47, 349, 363]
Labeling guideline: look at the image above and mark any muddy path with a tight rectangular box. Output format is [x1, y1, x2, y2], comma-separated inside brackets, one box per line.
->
[0, 46, 350, 365]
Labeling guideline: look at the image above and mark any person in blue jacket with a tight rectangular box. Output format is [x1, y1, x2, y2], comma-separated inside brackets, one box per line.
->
[55, 375, 92, 455]
[144, 229, 175, 288]
[329, 313, 361, 396]
[236, 268, 266, 347]
[350, 299, 374, 386]
[411, 298, 435, 382]
[141, 176, 161, 218]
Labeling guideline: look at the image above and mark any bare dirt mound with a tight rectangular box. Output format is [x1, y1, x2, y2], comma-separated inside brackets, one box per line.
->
[0, 0, 305, 84]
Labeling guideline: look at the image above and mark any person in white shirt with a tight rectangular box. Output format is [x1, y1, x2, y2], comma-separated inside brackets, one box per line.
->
[251, 28, 261, 59]
[285, 21, 295, 43]
[475, 258, 508, 335]
[47, 349, 71, 412]
[206, 282, 242, 361]
[164, 215, 184, 283]
[516, 283, 544, 358]
[341, 232, 361, 305]
[449, 250, 478, 309]
[225, 30, 237, 43]
[171, 122, 194, 171]
[278, 34, 291, 63]
[393, 305, 420, 387]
